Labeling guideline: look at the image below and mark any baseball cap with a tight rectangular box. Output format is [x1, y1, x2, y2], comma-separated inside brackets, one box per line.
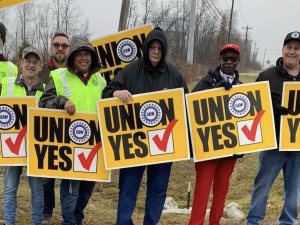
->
[283, 31, 300, 46]
[220, 43, 240, 56]
[22, 47, 42, 61]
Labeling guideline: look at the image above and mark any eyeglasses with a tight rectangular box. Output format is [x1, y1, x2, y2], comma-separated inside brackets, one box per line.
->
[221, 55, 240, 62]
[24, 59, 39, 66]
[52, 42, 69, 50]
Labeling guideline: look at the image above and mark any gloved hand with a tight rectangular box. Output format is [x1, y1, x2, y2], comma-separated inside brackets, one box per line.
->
[216, 79, 232, 90]
[274, 104, 289, 115]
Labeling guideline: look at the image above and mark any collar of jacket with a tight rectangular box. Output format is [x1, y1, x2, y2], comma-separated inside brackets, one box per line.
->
[276, 57, 300, 78]
[204, 65, 241, 85]
[15, 75, 44, 91]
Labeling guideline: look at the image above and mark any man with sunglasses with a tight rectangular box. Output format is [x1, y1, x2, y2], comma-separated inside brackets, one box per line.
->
[189, 43, 242, 225]
[40, 32, 70, 225]
[1, 47, 44, 225]
[0, 22, 18, 85]
[247, 32, 300, 225]
[40, 35, 106, 225]
[39, 33, 70, 84]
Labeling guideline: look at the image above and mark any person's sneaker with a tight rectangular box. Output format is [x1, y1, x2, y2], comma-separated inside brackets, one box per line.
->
[41, 215, 52, 225]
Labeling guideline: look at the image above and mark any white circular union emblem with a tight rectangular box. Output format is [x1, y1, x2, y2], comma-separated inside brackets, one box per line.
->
[117, 39, 137, 62]
[291, 32, 300, 38]
[228, 93, 250, 118]
[0, 105, 16, 130]
[69, 120, 91, 144]
[139, 101, 162, 127]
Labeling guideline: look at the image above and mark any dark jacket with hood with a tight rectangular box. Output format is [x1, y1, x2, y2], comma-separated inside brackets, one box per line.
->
[256, 57, 300, 139]
[102, 27, 188, 97]
[192, 65, 241, 92]
[192, 65, 242, 159]
[39, 35, 102, 109]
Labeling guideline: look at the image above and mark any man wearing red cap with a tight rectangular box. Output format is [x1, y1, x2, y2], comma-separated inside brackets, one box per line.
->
[189, 43, 242, 225]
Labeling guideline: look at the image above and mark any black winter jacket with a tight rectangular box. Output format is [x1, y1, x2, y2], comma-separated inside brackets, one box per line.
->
[192, 65, 241, 92]
[192, 65, 243, 159]
[256, 57, 300, 138]
[102, 27, 189, 97]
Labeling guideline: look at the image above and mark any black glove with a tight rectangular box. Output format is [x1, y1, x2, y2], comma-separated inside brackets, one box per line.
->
[216, 79, 232, 90]
[274, 104, 289, 115]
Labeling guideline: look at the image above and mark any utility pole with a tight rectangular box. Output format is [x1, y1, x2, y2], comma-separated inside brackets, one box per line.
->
[262, 48, 267, 69]
[227, 0, 235, 43]
[187, 0, 196, 64]
[254, 47, 259, 62]
[242, 25, 253, 70]
[118, 0, 130, 31]
[252, 43, 258, 61]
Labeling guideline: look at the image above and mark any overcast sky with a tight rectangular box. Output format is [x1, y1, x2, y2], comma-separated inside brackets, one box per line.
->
[79, 0, 300, 67]
[12, 0, 300, 66]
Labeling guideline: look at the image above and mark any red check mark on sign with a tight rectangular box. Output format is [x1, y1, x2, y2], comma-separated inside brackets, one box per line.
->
[241, 110, 265, 141]
[5, 125, 27, 155]
[78, 142, 102, 171]
[152, 119, 178, 152]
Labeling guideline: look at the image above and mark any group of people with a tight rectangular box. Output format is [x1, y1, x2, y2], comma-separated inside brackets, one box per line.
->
[0, 19, 300, 225]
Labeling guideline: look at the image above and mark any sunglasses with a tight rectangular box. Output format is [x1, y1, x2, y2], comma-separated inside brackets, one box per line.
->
[221, 55, 240, 62]
[52, 42, 69, 50]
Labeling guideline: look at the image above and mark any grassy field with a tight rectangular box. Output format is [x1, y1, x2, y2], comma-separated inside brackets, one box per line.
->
[1, 73, 296, 225]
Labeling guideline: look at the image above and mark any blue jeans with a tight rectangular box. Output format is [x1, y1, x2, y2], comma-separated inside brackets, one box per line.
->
[116, 162, 172, 225]
[247, 150, 300, 225]
[3, 166, 43, 225]
[60, 179, 95, 225]
[43, 178, 56, 217]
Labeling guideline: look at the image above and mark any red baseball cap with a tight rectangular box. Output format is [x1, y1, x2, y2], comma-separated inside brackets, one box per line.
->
[220, 43, 240, 56]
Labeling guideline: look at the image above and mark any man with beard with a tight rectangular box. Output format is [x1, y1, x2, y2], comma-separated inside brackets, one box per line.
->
[39, 33, 70, 84]
[40, 32, 70, 225]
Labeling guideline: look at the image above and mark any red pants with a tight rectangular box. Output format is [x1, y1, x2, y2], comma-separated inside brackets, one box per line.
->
[188, 158, 236, 225]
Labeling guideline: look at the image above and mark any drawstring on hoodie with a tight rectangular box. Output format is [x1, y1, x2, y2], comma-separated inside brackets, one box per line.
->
[69, 180, 72, 194]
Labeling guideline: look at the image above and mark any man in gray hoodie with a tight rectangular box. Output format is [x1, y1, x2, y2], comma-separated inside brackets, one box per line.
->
[39, 35, 106, 225]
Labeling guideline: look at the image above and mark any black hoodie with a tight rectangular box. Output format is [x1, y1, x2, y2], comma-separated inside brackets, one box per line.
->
[102, 27, 188, 97]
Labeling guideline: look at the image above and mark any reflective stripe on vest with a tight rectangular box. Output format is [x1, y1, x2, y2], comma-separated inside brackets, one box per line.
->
[57, 68, 72, 98]
[6, 77, 15, 96]
[8, 62, 15, 78]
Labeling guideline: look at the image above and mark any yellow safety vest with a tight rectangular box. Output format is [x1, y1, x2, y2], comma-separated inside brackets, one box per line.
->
[51, 68, 106, 112]
[1, 77, 44, 102]
[0, 61, 18, 84]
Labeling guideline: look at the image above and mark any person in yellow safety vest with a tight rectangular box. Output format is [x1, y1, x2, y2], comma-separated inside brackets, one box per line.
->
[40, 32, 70, 225]
[39, 35, 106, 225]
[1, 46, 45, 225]
[0, 22, 18, 84]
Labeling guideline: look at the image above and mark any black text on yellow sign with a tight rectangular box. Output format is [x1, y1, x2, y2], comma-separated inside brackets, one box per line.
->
[91, 24, 152, 83]
[0, 97, 37, 166]
[186, 82, 277, 162]
[280, 83, 300, 150]
[98, 88, 190, 169]
[28, 108, 110, 182]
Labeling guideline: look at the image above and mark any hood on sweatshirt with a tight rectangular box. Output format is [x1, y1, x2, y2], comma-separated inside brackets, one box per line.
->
[66, 35, 101, 74]
[142, 27, 167, 68]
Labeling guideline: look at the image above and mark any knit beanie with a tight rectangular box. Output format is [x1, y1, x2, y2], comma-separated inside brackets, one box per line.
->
[0, 22, 6, 44]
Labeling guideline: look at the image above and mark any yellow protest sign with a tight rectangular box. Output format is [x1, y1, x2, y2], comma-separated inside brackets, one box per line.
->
[97, 88, 190, 170]
[27, 108, 110, 182]
[0, 97, 37, 165]
[0, 0, 33, 9]
[91, 24, 153, 83]
[186, 82, 277, 162]
[280, 82, 300, 151]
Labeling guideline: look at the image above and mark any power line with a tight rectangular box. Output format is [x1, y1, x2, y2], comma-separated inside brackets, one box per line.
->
[208, 0, 223, 17]
[237, 0, 248, 25]
[202, 0, 222, 22]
